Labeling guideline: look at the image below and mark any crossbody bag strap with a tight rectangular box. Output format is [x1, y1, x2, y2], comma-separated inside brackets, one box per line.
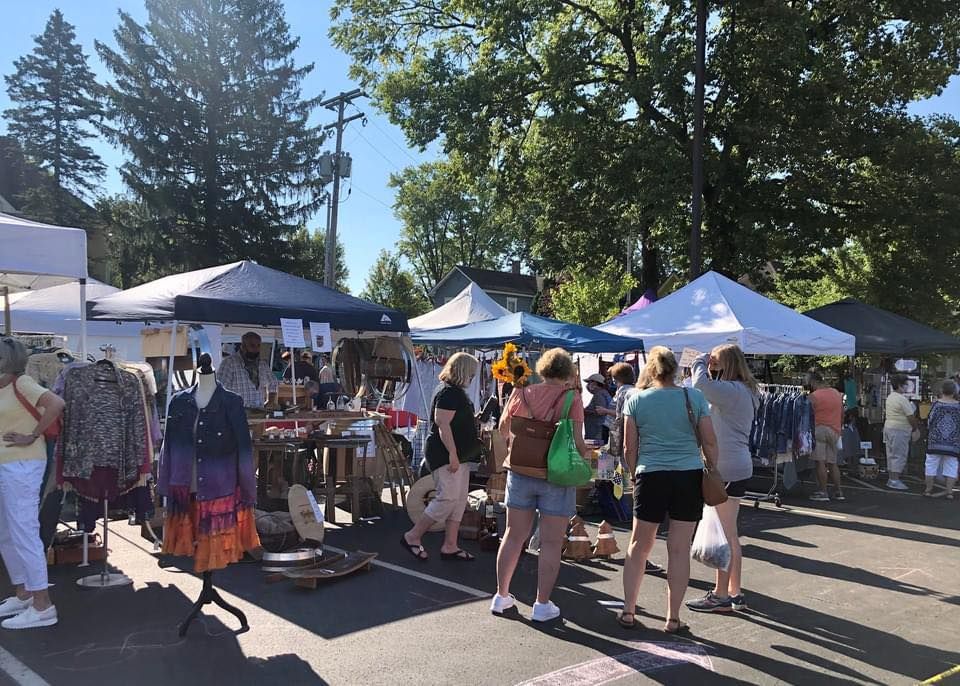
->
[12, 377, 42, 423]
[682, 388, 703, 448]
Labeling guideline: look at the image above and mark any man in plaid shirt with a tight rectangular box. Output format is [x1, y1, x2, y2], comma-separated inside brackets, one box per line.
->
[217, 332, 274, 409]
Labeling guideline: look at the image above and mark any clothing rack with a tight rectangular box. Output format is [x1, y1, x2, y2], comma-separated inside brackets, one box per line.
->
[75, 498, 133, 589]
[744, 383, 806, 510]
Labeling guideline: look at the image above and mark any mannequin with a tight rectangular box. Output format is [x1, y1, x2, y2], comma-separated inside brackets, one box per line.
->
[195, 354, 217, 409]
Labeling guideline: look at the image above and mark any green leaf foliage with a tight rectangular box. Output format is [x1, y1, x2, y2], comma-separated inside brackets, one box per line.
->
[96, 0, 325, 273]
[545, 258, 637, 327]
[4, 10, 104, 223]
[289, 227, 351, 293]
[332, 0, 960, 299]
[359, 249, 430, 318]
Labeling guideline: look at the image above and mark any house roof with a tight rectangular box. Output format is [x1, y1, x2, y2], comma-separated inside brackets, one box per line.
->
[432, 265, 539, 298]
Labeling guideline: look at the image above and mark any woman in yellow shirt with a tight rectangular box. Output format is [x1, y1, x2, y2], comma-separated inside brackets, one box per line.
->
[0, 337, 65, 629]
[883, 374, 919, 491]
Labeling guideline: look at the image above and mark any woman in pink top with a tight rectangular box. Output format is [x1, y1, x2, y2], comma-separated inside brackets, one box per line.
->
[491, 348, 590, 623]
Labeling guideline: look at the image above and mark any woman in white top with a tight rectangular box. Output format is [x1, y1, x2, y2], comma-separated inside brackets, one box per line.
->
[686, 344, 758, 614]
[883, 374, 919, 491]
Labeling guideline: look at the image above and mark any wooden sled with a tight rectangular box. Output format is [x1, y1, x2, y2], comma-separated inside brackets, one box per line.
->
[279, 551, 378, 590]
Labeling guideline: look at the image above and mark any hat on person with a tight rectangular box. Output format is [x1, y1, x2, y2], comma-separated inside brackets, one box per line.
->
[586, 373, 606, 385]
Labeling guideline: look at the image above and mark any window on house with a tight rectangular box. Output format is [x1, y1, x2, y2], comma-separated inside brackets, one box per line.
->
[506, 297, 518, 313]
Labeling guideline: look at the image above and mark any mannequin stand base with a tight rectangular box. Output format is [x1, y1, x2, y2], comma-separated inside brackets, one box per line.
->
[77, 571, 133, 589]
[179, 571, 248, 637]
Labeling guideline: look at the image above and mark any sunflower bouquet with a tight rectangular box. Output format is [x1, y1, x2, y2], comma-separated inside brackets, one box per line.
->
[491, 342, 533, 386]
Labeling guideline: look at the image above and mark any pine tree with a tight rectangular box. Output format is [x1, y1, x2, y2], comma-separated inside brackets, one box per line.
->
[96, 0, 324, 272]
[4, 9, 104, 223]
[289, 227, 350, 293]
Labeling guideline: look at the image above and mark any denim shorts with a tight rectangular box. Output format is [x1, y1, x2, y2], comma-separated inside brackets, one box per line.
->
[505, 471, 576, 518]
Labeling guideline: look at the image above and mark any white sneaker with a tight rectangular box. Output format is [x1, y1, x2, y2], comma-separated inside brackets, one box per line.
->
[532, 600, 561, 623]
[1, 604, 57, 629]
[0, 596, 32, 618]
[490, 593, 516, 615]
[887, 480, 909, 491]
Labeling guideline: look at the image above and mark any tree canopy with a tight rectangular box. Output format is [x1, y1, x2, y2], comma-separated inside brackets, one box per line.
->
[332, 0, 960, 304]
[359, 249, 430, 317]
[97, 0, 325, 272]
[4, 9, 104, 223]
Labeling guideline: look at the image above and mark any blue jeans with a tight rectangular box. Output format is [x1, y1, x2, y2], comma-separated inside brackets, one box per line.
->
[505, 471, 576, 518]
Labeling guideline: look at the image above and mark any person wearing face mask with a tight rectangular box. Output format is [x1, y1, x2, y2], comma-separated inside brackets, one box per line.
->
[217, 332, 275, 409]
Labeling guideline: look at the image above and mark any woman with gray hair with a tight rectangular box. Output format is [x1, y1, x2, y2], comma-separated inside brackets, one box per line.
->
[0, 337, 65, 629]
[402, 352, 481, 562]
[924, 380, 959, 499]
[883, 374, 919, 491]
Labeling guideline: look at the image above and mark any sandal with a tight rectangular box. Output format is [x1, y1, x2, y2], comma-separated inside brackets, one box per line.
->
[400, 536, 428, 562]
[663, 618, 691, 635]
[618, 612, 641, 629]
[440, 549, 475, 561]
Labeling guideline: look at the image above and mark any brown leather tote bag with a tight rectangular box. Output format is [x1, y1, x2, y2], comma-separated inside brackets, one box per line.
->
[504, 387, 567, 479]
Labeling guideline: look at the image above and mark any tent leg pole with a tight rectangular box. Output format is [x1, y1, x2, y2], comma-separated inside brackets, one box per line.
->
[290, 345, 297, 406]
[79, 279, 87, 360]
[2, 287, 10, 336]
[164, 321, 179, 421]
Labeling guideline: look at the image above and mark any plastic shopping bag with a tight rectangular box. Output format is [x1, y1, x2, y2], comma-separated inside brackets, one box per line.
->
[691, 506, 731, 571]
[547, 391, 593, 487]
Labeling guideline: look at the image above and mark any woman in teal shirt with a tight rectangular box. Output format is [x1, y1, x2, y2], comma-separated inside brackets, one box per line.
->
[619, 347, 719, 634]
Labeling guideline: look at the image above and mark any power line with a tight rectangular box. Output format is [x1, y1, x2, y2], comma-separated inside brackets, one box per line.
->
[354, 126, 406, 173]
[352, 104, 420, 164]
[351, 183, 394, 211]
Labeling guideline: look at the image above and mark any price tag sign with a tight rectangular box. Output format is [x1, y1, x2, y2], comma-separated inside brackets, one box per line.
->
[309, 322, 332, 353]
[679, 348, 702, 368]
[280, 318, 306, 348]
[860, 441, 873, 450]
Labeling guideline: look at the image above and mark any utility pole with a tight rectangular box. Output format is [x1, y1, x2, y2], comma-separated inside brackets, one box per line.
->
[320, 88, 365, 289]
[690, 0, 707, 280]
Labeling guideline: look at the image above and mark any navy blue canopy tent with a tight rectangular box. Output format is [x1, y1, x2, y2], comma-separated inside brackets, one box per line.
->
[410, 312, 644, 354]
[88, 260, 407, 332]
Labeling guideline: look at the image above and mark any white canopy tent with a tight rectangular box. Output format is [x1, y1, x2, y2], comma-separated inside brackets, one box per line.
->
[0, 212, 89, 357]
[596, 271, 855, 356]
[8, 280, 147, 360]
[408, 282, 510, 330]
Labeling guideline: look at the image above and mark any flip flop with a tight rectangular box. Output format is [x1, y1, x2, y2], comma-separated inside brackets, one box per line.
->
[617, 612, 641, 629]
[400, 536, 428, 562]
[440, 549, 475, 562]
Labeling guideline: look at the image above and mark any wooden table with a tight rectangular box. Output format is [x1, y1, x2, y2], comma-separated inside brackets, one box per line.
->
[316, 435, 374, 524]
[254, 439, 318, 505]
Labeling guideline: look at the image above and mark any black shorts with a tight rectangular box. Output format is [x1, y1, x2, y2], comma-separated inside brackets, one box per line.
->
[633, 469, 704, 523]
[725, 478, 751, 499]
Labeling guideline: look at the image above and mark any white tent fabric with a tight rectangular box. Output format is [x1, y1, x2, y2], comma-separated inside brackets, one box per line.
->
[409, 282, 509, 331]
[0, 212, 90, 356]
[596, 271, 855, 355]
[0, 212, 88, 289]
[8, 280, 146, 360]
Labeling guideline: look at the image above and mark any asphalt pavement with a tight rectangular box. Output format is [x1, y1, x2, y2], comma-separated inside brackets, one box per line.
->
[0, 474, 958, 686]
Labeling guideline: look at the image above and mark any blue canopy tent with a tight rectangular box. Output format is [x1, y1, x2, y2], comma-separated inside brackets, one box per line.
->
[410, 312, 644, 354]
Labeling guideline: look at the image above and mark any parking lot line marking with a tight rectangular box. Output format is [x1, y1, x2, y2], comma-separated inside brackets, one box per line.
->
[0, 645, 51, 686]
[921, 663, 960, 684]
[324, 545, 489, 599]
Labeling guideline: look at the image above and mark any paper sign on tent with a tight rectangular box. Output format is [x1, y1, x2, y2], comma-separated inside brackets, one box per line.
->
[678, 348, 702, 368]
[280, 318, 306, 348]
[309, 322, 332, 353]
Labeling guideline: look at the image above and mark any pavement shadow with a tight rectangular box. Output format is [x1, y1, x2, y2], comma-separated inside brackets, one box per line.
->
[1, 563, 328, 686]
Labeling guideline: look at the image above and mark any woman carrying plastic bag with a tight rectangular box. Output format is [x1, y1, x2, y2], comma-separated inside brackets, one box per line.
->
[690, 506, 731, 572]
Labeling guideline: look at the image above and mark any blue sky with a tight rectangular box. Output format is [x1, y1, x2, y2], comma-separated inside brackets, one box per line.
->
[1, 2, 958, 295]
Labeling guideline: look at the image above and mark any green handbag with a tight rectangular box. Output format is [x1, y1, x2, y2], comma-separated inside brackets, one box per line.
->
[546, 391, 593, 487]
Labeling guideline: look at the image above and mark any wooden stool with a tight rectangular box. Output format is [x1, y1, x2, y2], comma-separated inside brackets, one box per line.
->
[317, 436, 373, 524]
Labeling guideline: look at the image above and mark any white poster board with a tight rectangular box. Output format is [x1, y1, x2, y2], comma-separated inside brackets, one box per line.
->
[280, 318, 306, 348]
[309, 322, 332, 353]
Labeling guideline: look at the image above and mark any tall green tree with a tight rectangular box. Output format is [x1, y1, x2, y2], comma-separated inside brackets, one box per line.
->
[332, 1, 960, 284]
[4, 9, 104, 223]
[546, 259, 637, 327]
[96, 0, 324, 272]
[359, 250, 430, 318]
[96, 195, 167, 289]
[289, 227, 350, 293]
[390, 155, 513, 292]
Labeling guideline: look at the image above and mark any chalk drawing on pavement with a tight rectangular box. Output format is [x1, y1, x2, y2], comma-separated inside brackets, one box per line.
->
[515, 641, 713, 686]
